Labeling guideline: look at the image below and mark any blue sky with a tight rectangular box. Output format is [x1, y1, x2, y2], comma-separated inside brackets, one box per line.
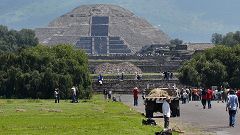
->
[0, 0, 239, 42]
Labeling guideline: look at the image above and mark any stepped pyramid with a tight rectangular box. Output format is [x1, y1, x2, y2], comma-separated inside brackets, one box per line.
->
[35, 4, 170, 55]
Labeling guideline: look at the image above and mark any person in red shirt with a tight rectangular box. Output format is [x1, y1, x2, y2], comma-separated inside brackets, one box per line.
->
[236, 89, 240, 108]
[206, 88, 213, 109]
[132, 87, 140, 106]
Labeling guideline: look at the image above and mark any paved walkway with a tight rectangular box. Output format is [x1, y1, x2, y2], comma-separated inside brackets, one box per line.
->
[119, 94, 240, 135]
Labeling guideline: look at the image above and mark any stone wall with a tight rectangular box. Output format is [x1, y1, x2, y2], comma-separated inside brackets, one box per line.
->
[92, 79, 182, 94]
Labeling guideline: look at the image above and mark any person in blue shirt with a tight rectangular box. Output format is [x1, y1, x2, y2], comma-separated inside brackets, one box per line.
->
[98, 74, 103, 85]
[226, 90, 239, 127]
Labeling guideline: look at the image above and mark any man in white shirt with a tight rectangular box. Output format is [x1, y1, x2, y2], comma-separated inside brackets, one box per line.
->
[71, 86, 77, 103]
[226, 90, 239, 127]
[162, 96, 171, 130]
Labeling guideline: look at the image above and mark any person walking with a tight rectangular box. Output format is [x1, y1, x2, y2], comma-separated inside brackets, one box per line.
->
[162, 96, 171, 130]
[132, 87, 140, 106]
[182, 90, 188, 104]
[71, 86, 77, 103]
[222, 88, 228, 103]
[98, 74, 103, 85]
[206, 88, 213, 109]
[226, 90, 239, 127]
[236, 89, 240, 108]
[201, 88, 207, 109]
[108, 90, 112, 100]
[121, 72, 124, 81]
[103, 89, 108, 100]
[54, 88, 60, 103]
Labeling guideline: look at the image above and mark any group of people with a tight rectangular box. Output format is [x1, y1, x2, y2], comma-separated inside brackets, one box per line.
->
[103, 89, 113, 100]
[200, 88, 214, 109]
[179, 86, 240, 128]
[54, 86, 79, 103]
[178, 87, 233, 104]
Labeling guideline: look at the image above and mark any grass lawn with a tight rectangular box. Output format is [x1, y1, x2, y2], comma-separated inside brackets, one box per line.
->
[0, 95, 165, 135]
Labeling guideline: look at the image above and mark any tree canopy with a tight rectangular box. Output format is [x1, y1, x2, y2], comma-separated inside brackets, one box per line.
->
[0, 45, 92, 99]
[170, 38, 183, 46]
[178, 45, 240, 88]
[0, 25, 38, 53]
[212, 31, 240, 47]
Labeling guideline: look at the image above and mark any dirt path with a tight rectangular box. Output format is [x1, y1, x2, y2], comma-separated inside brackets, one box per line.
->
[119, 94, 240, 135]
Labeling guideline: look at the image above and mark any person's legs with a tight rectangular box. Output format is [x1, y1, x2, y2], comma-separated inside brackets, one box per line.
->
[229, 110, 232, 126]
[238, 98, 240, 108]
[231, 110, 237, 127]
[229, 110, 234, 126]
[134, 98, 138, 106]
[202, 99, 206, 109]
[136, 98, 138, 106]
[164, 115, 169, 129]
[207, 100, 211, 108]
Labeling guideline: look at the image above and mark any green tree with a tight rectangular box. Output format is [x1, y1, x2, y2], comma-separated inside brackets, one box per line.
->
[212, 31, 240, 46]
[211, 33, 223, 45]
[178, 45, 240, 88]
[170, 38, 183, 45]
[0, 44, 92, 99]
[0, 25, 38, 53]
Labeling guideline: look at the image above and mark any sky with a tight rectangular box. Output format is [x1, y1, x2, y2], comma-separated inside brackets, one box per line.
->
[0, 0, 239, 42]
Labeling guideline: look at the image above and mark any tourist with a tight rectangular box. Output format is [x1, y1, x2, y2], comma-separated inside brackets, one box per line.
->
[226, 90, 239, 127]
[54, 88, 59, 103]
[121, 72, 124, 81]
[201, 88, 207, 109]
[137, 74, 141, 80]
[206, 88, 213, 109]
[222, 87, 228, 103]
[186, 87, 190, 102]
[214, 88, 218, 100]
[170, 72, 173, 79]
[132, 87, 140, 106]
[188, 87, 192, 101]
[182, 90, 188, 104]
[192, 88, 198, 101]
[108, 90, 112, 100]
[162, 96, 171, 130]
[217, 89, 223, 103]
[103, 89, 108, 100]
[163, 71, 167, 80]
[98, 74, 103, 85]
[71, 86, 77, 103]
[135, 72, 138, 80]
[142, 89, 146, 100]
[236, 89, 240, 108]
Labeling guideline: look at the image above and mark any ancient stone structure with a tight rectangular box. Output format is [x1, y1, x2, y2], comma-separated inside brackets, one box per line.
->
[35, 4, 170, 55]
[92, 79, 182, 94]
